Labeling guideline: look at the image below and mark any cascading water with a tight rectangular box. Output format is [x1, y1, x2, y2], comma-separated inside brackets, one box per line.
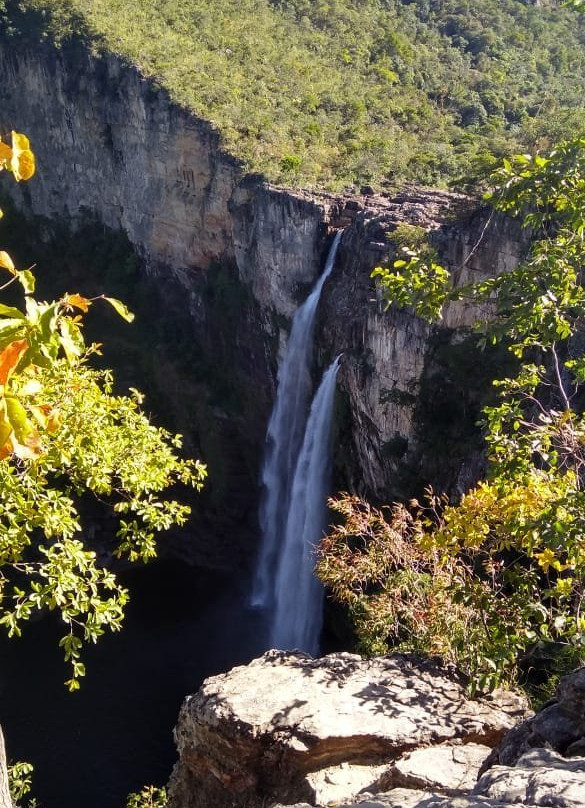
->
[250, 230, 343, 611]
[270, 355, 342, 654]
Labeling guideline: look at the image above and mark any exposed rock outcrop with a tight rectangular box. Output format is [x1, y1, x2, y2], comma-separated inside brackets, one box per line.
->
[167, 650, 530, 808]
[328, 749, 585, 807]
[169, 660, 585, 808]
[482, 666, 585, 769]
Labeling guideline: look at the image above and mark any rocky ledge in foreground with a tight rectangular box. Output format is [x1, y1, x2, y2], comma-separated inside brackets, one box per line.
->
[167, 650, 529, 808]
[277, 667, 585, 808]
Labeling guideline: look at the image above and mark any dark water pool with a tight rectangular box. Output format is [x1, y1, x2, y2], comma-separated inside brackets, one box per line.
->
[0, 561, 268, 808]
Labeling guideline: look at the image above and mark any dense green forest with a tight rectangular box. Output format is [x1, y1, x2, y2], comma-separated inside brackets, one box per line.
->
[3, 0, 585, 189]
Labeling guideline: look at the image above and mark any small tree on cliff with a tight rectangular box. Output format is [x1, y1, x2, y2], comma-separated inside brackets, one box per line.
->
[317, 135, 585, 694]
[0, 132, 206, 690]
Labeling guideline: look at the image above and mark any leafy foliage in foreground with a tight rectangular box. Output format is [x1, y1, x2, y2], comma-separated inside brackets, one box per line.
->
[8, 760, 36, 807]
[0, 138, 206, 689]
[2, 0, 585, 189]
[125, 785, 167, 808]
[319, 136, 585, 693]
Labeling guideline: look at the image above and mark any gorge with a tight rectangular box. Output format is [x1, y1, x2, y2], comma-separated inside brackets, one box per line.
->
[0, 18, 536, 808]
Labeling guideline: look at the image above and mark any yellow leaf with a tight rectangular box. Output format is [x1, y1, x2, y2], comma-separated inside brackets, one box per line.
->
[29, 404, 49, 427]
[0, 437, 13, 460]
[103, 296, 134, 323]
[10, 131, 35, 181]
[0, 141, 12, 169]
[0, 251, 16, 275]
[64, 293, 92, 313]
[535, 547, 556, 573]
[10, 432, 42, 460]
[0, 398, 12, 449]
[11, 132, 30, 151]
[5, 395, 33, 443]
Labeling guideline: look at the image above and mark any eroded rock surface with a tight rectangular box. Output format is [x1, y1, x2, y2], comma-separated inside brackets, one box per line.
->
[318, 668, 585, 808]
[484, 667, 585, 768]
[167, 650, 529, 808]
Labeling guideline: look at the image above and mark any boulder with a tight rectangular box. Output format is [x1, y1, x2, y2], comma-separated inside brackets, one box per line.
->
[483, 666, 585, 769]
[330, 668, 585, 808]
[167, 650, 529, 808]
[473, 748, 585, 807]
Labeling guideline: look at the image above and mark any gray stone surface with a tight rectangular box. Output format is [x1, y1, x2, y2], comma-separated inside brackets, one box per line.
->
[332, 670, 585, 808]
[378, 743, 492, 793]
[168, 650, 529, 808]
[483, 666, 585, 771]
[474, 760, 585, 807]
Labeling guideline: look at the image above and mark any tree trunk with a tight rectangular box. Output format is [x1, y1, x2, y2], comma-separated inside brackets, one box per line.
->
[0, 726, 12, 808]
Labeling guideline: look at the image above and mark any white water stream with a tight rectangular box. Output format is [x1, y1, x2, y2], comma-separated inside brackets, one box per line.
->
[270, 356, 342, 653]
[250, 231, 343, 653]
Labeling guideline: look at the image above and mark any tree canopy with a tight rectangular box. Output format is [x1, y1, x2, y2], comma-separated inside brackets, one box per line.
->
[2, 0, 585, 189]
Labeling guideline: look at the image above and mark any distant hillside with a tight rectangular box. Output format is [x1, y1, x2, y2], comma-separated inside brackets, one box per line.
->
[2, 0, 585, 189]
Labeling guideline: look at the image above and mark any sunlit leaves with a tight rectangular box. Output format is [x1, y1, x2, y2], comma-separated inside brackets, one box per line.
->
[9, 132, 35, 181]
[125, 785, 167, 808]
[0, 354, 207, 687]
[0, 135, 206, 688]
[0, 339, 28, 387]
[0, 251, 16, 274]
[64, 293, 92, 313]
[102, 295, 135, 322]
[0, 131, 35, 182]
[372, 247, 452, 321]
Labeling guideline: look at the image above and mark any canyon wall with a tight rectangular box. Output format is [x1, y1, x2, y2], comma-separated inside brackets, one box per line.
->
[0, 33, 528, 567]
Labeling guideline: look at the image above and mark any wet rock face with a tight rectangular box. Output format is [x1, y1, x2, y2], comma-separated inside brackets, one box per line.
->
[167, 650, 529, 808]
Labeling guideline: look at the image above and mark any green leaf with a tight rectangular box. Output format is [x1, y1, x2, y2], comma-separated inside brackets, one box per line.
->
[18, 269, 35, 295]
[5, 395, 32, 442]
[0, 304, 25, 319]
[103, 297, 135, 323]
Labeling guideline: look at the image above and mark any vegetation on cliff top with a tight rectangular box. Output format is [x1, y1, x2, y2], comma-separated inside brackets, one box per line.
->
[2, 0, 585, 189]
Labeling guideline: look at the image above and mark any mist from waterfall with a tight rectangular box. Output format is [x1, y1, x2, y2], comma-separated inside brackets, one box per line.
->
[250, 231, 343, 653]
[269, 355, 342, 653]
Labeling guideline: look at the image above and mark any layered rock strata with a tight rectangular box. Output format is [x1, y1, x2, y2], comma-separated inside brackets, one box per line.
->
[167, 650, 530, 808]
[280, 667, 585, 808]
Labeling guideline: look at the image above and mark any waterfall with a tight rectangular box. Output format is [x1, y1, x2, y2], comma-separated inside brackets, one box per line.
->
[250, 231, 343, 652]
[270, 356, 342, 654]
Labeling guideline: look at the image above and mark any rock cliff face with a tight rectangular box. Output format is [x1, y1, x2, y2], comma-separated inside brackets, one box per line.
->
[0, 34, 529, 566]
